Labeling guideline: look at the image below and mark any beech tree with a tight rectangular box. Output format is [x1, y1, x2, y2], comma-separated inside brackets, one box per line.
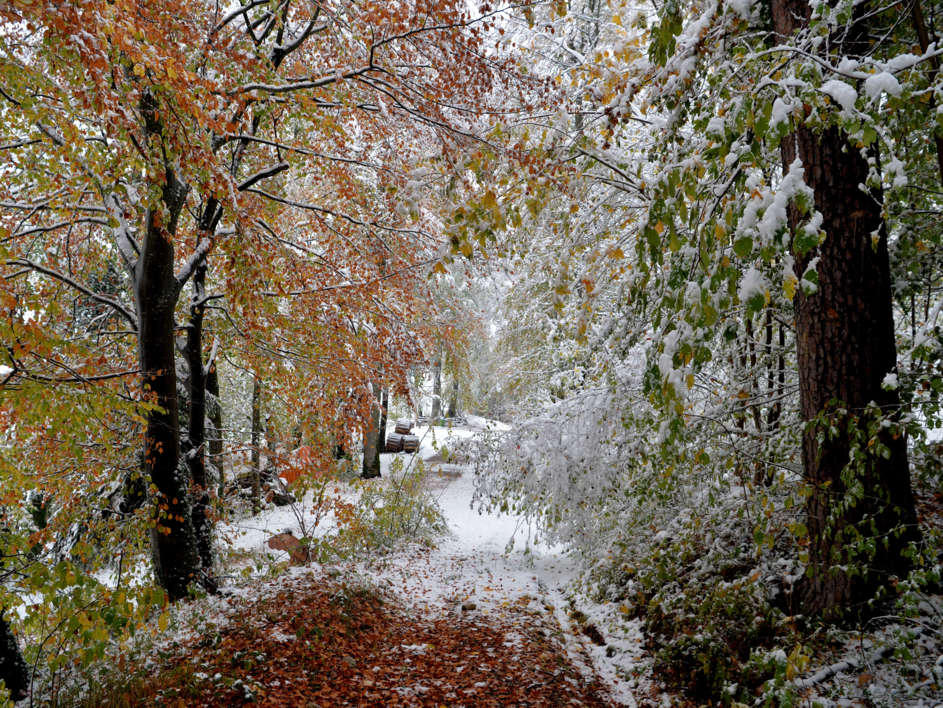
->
[1, 0, 526, 629]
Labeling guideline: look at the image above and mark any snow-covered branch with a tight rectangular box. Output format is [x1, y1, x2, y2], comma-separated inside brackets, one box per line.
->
[7, 258, 137, 328]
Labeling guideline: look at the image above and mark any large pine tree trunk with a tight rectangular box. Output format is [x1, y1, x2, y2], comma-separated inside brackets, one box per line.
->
[0, 613, 28, 701]
[772, 0, 920, 616]
[185, 262, 215, 585]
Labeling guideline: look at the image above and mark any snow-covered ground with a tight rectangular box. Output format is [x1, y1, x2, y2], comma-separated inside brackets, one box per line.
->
[216, 419, 643, 705]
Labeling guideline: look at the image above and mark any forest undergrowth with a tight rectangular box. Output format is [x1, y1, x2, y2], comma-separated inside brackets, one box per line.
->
[578, 461, 943, 706]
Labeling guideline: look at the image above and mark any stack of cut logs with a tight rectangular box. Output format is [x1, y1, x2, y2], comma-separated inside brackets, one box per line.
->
[384, 419, 420, 453]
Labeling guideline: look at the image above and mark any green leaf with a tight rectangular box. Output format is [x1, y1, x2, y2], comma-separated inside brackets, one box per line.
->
[746, 291, 767, 314]
[793, 229, 819, 256]
[733, 236, 752, 259]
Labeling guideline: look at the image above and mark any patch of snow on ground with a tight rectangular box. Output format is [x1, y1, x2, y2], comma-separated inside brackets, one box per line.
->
[367, 421, 641, 705]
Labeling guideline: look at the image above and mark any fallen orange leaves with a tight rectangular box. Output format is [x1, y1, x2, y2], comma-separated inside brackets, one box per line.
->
[125, 574, 613, 706]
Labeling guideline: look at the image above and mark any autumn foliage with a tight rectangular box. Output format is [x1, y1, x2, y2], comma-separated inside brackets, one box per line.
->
[0, 0, 534, 695]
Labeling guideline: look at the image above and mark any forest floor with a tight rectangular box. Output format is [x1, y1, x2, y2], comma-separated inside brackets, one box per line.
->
[125, 568, 612, 706]
[112, 420, 646, 706]
[79, 422, 943, 706]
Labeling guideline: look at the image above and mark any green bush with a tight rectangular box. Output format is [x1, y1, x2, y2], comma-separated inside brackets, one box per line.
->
[331, 458, 445, 555]
[608, 517, 798, 705]
[646, 575, 788, 702]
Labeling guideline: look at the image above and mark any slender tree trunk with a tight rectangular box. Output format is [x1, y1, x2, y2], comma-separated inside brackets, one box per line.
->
[0, 613, 28, 701]
[185, 263, 215, 585]
[250, 375, 262, 513]
[772, 0, 920, 617]
[206, 362, 224, 495]
[265, 412, 276, 479]
[195, 194, 224, 498]
[910, 0, 943, 185]
[447, 360, 459, 418]
[379, 388, 389, 453]
[362, 382, 382, 479]
[431, 350, 442, 421]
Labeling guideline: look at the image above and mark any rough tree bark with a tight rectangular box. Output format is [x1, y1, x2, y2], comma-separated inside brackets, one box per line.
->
[771, 0, 920, 616]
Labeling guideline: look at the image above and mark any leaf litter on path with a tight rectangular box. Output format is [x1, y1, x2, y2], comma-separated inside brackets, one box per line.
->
[128, 570, 613, 706]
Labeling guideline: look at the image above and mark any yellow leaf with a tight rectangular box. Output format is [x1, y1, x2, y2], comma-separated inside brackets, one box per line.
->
[432, 261, 447, 275]
[607, 247, 624, 259]
[654, 221, 665, 235]
[158, 612, 169, 631]
[714, 222, 725, 239]
[133, 63, 146, 78]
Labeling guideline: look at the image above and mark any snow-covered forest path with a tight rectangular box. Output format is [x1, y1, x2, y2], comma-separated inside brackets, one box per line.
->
[122, 421, 642, 706]
[353, 421, 644, 705]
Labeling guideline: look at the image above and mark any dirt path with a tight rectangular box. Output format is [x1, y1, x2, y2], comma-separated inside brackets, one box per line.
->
[158, 421, 642, 706]
[126, 571, 613, 706]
